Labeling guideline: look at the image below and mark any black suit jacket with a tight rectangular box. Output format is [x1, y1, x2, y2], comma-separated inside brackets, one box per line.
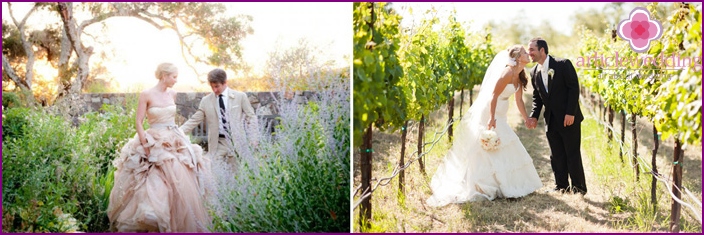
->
[530, 55, 584, 129]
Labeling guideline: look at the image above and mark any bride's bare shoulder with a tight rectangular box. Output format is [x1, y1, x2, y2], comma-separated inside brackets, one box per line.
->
[498, 66, 514, 80]
[139, 87, 153, 97]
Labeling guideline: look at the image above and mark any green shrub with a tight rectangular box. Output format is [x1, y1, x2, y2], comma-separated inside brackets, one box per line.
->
[2, 109, 85, 232]
[2, 103, 136, 232]
[77, 104, 136, 175]
[1, 107, 31, 139]
[2, 92, 22, 108]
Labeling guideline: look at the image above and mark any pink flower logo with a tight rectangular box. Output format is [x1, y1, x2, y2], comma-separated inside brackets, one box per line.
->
[617, 7, 663, 53]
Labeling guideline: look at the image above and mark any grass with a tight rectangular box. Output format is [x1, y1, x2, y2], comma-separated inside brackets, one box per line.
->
[352, 85, 702, 232]
[581, 104, 702, 232]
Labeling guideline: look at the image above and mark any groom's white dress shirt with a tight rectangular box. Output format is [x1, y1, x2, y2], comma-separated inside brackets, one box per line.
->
[218, 87, 231, 136]
[538, 55, 551, 92]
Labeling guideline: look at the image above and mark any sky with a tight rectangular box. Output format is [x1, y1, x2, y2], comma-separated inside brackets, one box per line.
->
[2, 2, 351, 92]
[394, 2, 610, 35]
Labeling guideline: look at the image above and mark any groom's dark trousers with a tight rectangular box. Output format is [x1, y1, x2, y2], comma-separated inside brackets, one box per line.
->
[530, 56, 587, 194]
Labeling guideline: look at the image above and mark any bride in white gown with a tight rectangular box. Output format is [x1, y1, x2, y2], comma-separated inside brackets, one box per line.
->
[427, 45, 542, 207]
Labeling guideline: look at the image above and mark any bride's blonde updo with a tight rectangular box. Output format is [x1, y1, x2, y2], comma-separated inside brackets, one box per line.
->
[155, 63, 178, 80]
[506, 45, 528, 90]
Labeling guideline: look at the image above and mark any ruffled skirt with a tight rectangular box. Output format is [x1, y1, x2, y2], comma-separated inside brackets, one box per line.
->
[427, 99, 542, 207]
[107, 124, 212, 232]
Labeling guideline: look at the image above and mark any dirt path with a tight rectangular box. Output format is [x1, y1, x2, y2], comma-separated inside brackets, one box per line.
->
[353, 85, 702, 232]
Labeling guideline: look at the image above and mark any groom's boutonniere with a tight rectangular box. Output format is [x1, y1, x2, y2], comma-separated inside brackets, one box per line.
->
[548, 68, 554, 79]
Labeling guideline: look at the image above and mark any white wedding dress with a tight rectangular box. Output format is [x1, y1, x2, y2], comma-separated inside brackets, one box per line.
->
[427, 51, 542, 207]
[108, 105, 212, 232]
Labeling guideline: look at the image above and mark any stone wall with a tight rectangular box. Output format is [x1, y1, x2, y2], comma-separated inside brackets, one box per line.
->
[81, 91, 316, 122]
[80, 91, 317, 143]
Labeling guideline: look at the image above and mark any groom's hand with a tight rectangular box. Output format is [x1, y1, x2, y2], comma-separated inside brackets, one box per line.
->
[564, 115, 575, 127]
[527, 117, 537, 129]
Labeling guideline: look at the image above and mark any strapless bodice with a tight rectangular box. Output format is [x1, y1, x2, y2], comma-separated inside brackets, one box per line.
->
[147, 105, 176, 125]
[498, 84, 518, 100]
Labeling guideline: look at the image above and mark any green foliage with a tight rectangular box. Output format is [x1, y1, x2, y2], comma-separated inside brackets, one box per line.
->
[578, 2, 701, 145]
[353, 2, 407, 146]
[353, 3, 496, 146]
[77, 104, 136, 175]
[83, 81, 117, 93]
[355, 209, 397, 232]
[2, 92, 22, 108]
[2, 104, 136, 232]
[2, 109, 88, 232]
[399, 10, 446, 120]
[648, 3, 702, 144]
[1, 107, 31, 139]
[609, 196, 635, 213]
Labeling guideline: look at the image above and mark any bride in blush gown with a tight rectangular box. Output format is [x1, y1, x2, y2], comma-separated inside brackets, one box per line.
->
[107, 63, 212, 232]
[427, 45, 543, 207]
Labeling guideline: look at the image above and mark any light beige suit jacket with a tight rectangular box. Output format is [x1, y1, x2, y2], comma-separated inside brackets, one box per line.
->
[181, 89, 258, 156]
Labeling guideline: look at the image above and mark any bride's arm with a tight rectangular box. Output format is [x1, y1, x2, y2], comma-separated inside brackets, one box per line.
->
[515, 88, 529, 122]
[135, 91, 150, 155]
[488, 68, 512, 129]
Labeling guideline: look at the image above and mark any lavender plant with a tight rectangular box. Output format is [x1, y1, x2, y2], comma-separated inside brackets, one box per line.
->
[208, 69, 350, 232]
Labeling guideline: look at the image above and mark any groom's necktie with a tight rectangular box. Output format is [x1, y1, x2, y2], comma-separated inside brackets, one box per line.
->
[218, 94, 230, 135]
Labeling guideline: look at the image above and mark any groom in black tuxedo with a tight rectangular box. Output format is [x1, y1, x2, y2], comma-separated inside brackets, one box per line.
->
[526, 37, 587, 195]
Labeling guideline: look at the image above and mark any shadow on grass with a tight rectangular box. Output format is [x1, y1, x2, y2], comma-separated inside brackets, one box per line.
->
[352, 128, 404, 181]
[370, 130, 401, 168]
[457, 192, 615, 232]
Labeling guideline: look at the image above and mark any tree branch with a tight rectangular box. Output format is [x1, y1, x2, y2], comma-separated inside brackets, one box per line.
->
[57, 2, 93, 97]
[2, 55, 29, 91]
[139, 11, 206, 81]
[133, 14, 168, 30]
[7, 2, 39, 89]
[7, 2, 39, 29]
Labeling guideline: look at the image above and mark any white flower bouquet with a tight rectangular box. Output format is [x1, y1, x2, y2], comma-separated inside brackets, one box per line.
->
[480, 129, 500, 151]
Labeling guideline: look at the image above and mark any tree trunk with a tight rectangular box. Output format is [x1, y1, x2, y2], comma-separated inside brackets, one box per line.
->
[359, 123, 373, 229]
[2, 55, 32, 92]
[459, 89, 464, 118]
[448, 92, 454, 142]
[58, 2, 93, 101]
[469, 89, 474, 106]
[399, 120, 408, 197]
[607, 106, 614, 142]
[631, 114, 639, 181]
[669, 138, 683, 232]
[5, 2, 40, 102]
[418, 115, 426, 175]
[12, 3, 38, 91]
[56, 26, 74, 99]
[651, 125, 659, 212]
[600, 103, 605, 122]
[597, 101, 601, 122]
[620, 110, 626, 164]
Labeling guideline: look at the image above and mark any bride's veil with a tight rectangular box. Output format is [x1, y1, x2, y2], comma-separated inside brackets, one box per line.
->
[458, 50, 510, 134]
[427, 49, 511, 206]
[464, 49, 510, 127]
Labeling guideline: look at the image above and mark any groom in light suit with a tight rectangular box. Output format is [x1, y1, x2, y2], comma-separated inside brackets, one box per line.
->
[526, 37, 587, 195]
[181, 68, 259, 170]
